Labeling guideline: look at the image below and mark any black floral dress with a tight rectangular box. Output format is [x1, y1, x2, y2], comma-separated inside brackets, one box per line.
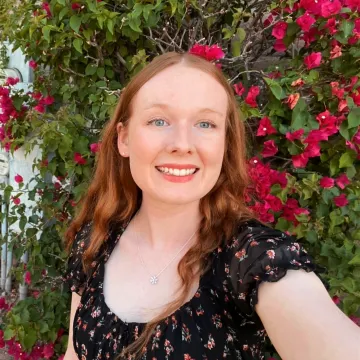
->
[63, 219, 325, 360]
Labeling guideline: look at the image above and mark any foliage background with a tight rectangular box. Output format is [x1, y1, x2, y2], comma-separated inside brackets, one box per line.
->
[0, 0, 359, 358]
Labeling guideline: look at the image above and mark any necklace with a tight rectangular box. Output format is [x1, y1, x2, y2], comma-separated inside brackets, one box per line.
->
[135, 217, 197, 285]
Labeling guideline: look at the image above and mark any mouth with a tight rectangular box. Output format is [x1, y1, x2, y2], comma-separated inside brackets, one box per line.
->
[155, 166, 200, 177]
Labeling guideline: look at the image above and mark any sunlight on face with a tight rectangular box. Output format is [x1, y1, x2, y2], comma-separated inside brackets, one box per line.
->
[119, 63, 228, 206]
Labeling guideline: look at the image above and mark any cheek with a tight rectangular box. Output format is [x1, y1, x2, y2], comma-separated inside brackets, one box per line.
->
[201, 136, 225, 169]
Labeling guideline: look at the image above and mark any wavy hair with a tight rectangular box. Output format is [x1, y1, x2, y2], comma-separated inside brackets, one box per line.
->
[65, 51, 259, 359]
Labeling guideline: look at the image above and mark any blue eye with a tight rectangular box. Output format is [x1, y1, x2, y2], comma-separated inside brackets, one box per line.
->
[197, 121, 215, 129]
[148, 119, 168, 126]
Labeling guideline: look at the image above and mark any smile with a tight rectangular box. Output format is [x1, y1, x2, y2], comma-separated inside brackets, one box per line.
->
[155, 167, 198, 177]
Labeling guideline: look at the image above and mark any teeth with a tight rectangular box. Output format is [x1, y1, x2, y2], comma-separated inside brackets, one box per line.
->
[157, 167, 197, 176]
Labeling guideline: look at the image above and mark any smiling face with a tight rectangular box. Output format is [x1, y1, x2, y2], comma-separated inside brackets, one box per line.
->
[117, 63, 228, 206]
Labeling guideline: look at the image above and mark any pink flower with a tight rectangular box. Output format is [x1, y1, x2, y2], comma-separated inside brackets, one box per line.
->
[331, 82, 345, 99]
[262, 140, 278, 158]
[338, 99, 348, 113]
[12, 197, 20, 205]
[29, 60, 38, 69]
[24, 271, 31, 285]
[353, 129, 360, 145]
[330, 45, 342, 59]
[296, 13, 316, 32]
[41, 95, 55, 105]
[291, 78, 305, 87]
[304, 142, 321, 157]
[234, 82, 245, 96]
[332, 296, 341, 305]
[292, 153, 309, 168]
[286, 129, 304, 141]
[245, 86, 260, 108]
[334, 193, 349, 207]
[43, 343, 55, 359]
[264, 14, 274, 27]
[5, 77, 19, 86]
[325, 18, 338, 35]
[273, 39, 287, 52]
[71, 3, 81, 10]
[304, 129, 329, 143]
[304, 52, 322, 69]
[14, 174, 23, 183]
[90, 142, 100, 153]
[41, 2, 52, 18]
[335, 173, 350, 189]
[30, 91, 42, 100]
[74, 152, 86, 165]
[285, 93, 300, 109]
[316, 110, 339, 136]
[188, 43, 225, 62]
[299, 0, 322, 15]
[34, 104, 45, 113]
[320, 177, 335, 188]
[272, 21, 288, 39]
[321, 0, 342, 18]
[256, 117, 277, 136]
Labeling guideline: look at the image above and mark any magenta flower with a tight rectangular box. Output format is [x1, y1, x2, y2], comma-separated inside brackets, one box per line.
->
[188, 43, 225, 62]
[90, 142, 101, 153]
[233, 82, 245, 96]
[29, 60, 38, 69]
[319, 177, 335, 189]
[273, 39, 287, 52]
[320, 0, 342, 18]
[292, 153, 309, 168]
[5, 77, 19, 86]
[296, 13, 316, 32]
[334, 193, 349, 207]
[272, 21, 288, 39]
[304, 52, 322, 69]
[14, 174, 23, 183]
[261, 140, 278, 158]
[286, 129, 304, 141]
[335, 173, 350, 189]
[256, 117, 277, 136]
[245, 86, 260, 108]
[74, 152, 86, 165]
[24, 271, 31, 285]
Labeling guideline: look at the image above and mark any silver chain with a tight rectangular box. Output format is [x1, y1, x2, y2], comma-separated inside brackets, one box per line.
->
[134, 212, 197, 285]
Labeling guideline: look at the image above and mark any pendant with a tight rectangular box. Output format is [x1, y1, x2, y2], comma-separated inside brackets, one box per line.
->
[150, 275, 159, 285]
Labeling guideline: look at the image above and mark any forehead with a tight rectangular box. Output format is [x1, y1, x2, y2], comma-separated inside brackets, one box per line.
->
[132, 64, 228, 114]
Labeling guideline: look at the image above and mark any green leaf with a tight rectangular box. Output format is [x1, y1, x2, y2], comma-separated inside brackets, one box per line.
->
[264, 78, 285, 100]
[143, 4, 153, 22]
[339, 150, 357, 168]
[23, 328, 37, 350]
[330, 209, 344, 227]
[73, 39, 83, 54]
[222, 27, 234, 40]
[231, 28, 246, 57]
[347, 107, 360, 128]
[339, 120, 350, 140]
[339, 19, 354, 39]
[128, 16, 142, 33]
[349, 254, 360, 265]
[42, 25, 52, 42]
[349, 47, 360, 57]
[291, 97, 308, 130]
[107, 19, 114, 35]
[57, 0, 66, 5]
[85, 63, 97, 76]
[3, 328, 14, 341]
[97, 67, 105, 78]
[59, 7, 68, 21]
[70, 15, 82, 33]
[169, 0, 177, 16]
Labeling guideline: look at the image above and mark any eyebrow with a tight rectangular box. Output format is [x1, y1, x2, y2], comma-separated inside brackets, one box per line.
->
[143, 103, 225, 117]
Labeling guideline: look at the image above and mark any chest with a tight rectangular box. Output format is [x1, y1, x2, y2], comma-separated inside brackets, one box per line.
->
[103, 236, 199, 323]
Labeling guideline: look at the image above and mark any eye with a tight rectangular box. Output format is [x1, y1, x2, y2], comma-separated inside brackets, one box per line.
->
[147, 118, 169, 127]
[197, 121, 216, 129]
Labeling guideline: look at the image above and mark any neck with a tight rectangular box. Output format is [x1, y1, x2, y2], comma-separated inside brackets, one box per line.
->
[131, 197, 202, 251]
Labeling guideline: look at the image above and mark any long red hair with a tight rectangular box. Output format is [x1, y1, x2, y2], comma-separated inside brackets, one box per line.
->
[65, 51, 258, 358]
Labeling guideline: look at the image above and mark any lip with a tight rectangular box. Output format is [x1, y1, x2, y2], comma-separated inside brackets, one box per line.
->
[155, 163, 199, 170]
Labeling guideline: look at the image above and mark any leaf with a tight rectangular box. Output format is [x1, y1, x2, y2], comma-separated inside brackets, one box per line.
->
[107, 19, 114, 35]
[264, 78, 285, 100]
[57, 0, 66, 5]
[347, 107, 360, 128]
[70, 15, 82, 33]
[23, 328, 37, 350]
[339, 19, 354, 39]
[97, 67, 105, 78]
[291, 97, 308, 130]
[59, 7, 68, 21]
[85, 64, 97, 76]
[73, 39, 83, 54]
[143, 4, 153, 22]
[3, 328, 14, 341]
[169, 0, 177, 16]
[42, 25, 52, 42]
[349, 254, 360, 265]
[339, 150, 357, 168]
[349, 47, 360, 57]
[339, 120, 350, 140]
[231, 28, 246, 57]
[128, 16, 142, 33]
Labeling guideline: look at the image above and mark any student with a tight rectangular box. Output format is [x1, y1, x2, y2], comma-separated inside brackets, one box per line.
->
[64, 52, 360, 360]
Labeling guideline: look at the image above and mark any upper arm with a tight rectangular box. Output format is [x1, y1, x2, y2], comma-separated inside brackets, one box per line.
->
[256, 269, 360, 360]
[65, 292, 81, 358]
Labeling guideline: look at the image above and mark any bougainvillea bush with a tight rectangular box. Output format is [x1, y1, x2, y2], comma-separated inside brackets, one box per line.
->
[0, 0, 359, 358]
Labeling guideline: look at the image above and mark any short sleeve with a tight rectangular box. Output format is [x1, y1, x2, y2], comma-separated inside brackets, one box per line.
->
[63, 222, 92, 296]
[228, 222, 327, 317]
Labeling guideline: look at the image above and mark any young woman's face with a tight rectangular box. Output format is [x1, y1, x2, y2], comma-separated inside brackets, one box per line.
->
[117, 64, 228, 206]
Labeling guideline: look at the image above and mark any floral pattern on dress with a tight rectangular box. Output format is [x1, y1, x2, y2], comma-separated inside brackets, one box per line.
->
[63, 219, 326, 360]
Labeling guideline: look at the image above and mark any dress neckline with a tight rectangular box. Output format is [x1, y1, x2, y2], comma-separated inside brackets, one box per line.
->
[98, 223, 212, 327]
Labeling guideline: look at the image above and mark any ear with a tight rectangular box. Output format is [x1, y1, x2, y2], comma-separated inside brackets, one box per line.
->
[116, 122, 129, 157]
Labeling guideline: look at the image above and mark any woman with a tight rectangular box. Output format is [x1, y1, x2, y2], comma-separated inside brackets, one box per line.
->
[63, 52, 360, 360]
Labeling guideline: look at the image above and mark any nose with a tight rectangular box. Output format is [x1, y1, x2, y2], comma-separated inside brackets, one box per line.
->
[165, 121, 195, 155]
